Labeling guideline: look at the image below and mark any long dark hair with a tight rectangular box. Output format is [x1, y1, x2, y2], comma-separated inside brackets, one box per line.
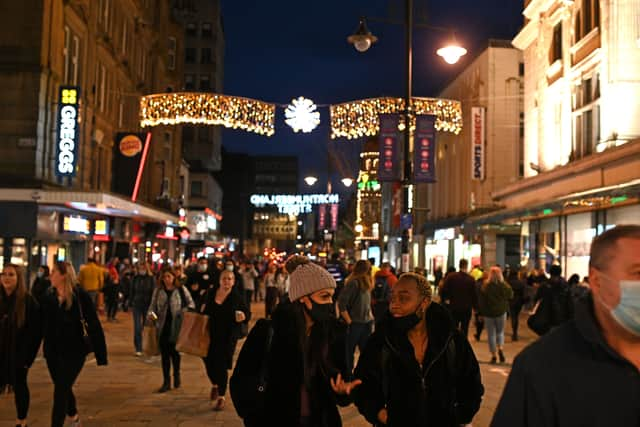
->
[0, 264, 28, 328]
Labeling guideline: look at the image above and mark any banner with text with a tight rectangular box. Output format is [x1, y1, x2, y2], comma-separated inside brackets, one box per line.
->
[413, 115, 437, 183]
[471, 107, 486, 181]
[378, 114, 402, 182]
[55, 86, 81, 178]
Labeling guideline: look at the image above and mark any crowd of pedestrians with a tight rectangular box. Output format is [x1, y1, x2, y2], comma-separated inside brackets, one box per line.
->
[1, 224, 639, 426]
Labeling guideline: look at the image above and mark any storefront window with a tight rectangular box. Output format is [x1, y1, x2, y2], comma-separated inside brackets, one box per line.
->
[538, 217, 561, 273]
[566, 212, 595, 279]
[606, 205, 640, 228]
[11, 238, 28, 266]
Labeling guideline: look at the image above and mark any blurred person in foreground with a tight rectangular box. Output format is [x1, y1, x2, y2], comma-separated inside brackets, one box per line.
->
[491, 225, 640, 426]
[353, 272, 484, 427]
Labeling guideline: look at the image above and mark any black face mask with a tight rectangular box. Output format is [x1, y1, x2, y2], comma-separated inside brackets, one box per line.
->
[390, 302, 425, 333]
[305, 300, 335, 323]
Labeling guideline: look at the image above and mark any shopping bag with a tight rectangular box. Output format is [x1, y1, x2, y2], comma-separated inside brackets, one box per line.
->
[142, 324, 160, 356]
[175, 311, 211, 357]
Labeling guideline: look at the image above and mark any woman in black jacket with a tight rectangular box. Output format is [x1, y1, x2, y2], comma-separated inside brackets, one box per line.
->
[129, 262, 155, 356]
[41, 261, 108, 427]
[353, 272, 484, 427]
[201, 269, 250, 410]
[0, 264, 42, 427]
[231, 256, 360, 427]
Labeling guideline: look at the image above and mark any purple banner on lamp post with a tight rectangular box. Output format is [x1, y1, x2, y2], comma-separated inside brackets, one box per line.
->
[413, 115, 437, 183]
[378, 114, 402, 182]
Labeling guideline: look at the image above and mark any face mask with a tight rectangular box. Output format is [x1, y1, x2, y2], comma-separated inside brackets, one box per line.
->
[36, 271, 44, 278]
[198, 264, 207, 272]
[225, 265, 234, 272]
[305, 300, 335, 323]
[599, 275, 640, 336]
[390, 300, 425, 333]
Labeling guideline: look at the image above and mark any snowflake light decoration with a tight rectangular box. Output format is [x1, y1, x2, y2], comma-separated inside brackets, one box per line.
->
[285, 97, 320, 133]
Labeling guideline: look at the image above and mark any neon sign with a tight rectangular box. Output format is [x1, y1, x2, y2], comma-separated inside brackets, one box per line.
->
[62, 215, 90, 234]
[250, 194, 340, 215]
[56, 86, 80, 177]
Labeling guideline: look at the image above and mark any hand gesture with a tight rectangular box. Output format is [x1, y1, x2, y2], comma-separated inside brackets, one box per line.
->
[377, 408, 388, 425]
[330, 373, 362, 395]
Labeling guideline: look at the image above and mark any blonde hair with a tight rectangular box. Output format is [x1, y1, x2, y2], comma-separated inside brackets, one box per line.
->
[482, 266, 505, 291]
[346, 259, 373, 291]
[54, 261, 78, 310]
[1, 264, 28, 328]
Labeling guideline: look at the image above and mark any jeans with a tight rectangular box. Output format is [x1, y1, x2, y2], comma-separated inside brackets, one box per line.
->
[485, 313, 507, 354]
[451, 309, 472, 338]
[86, 291, 99, 309]
[159, 333, 180, 385]
[132, 307, 146, 353]
[47, 356, 85, 427]
[345, 321, 373, 379]
[14, 366, 29, 420]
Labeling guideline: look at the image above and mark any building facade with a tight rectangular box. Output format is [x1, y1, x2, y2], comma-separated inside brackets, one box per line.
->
[411, 40, 524, 274]
[0, 0, 187, 270]
[480, 0, 640, 279]
[354, 137, 382, 262]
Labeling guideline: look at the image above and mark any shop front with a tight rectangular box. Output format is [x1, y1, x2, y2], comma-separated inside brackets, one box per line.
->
[423, 226, 482, 280]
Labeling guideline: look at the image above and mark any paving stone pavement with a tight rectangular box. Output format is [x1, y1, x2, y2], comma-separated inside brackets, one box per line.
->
[0, 302, 536, 426]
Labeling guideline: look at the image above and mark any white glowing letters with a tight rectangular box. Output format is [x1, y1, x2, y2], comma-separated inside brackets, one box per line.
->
[250, 194, 340, 215]
[56, 87, 80, 177]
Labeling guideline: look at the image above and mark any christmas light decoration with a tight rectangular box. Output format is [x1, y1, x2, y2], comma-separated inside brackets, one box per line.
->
[330, 97, 462, 139]
[285, 97, 320, 133]
[139, 92, 276, 136]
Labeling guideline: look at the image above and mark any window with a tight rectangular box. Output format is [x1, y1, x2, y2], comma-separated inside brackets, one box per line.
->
[185, 48, 196, 63]
[186, 22, 197, 37]
[550, 23, 562, 63]
[572, 74, 601, 159]
[118, 100, 124, 127]
[95, 62, 106, 112]
[201, 48, 212, 64]
[201, 22, 212, 37]
[63, 26, 81, 85]
[200, 74, 210, 91]
[184, 74, 194, 90]
[182, 126, 194, 141]
[191, 180, 203, 197]
[167, 37, 176, 70]
[121, 21, 128, 55]
[575, 0, 600, 42]
[518, 62, 524, 77]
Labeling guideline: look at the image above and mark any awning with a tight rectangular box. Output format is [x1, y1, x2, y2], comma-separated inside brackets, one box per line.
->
[0, 189, 179, 224]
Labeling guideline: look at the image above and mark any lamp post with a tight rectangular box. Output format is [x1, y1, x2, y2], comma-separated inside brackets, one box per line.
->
[348, 1, 466, 271]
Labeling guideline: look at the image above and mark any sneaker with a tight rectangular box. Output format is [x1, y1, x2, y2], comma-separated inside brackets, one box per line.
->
[498, 349, 506, 363]
[214, 397, 225, 411]
[135, 352, 143, 357]
[490, 356, 497, 364]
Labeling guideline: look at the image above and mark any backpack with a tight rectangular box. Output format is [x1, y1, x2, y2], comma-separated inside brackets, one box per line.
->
[372, 276, 390, 303]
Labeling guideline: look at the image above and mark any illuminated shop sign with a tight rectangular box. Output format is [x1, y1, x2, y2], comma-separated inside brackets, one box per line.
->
[471, 107, 485, 181]
[62, 215, 90, 234]
[56, 86, 80, 177]
[413, 115, 436, 183]
[434, 227, 456, 241]
[250, 194, 340, 215]
[93, 219, 110, 241]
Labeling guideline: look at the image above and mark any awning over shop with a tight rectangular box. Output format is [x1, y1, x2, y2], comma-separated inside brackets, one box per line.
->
[0, 189, 179, 224]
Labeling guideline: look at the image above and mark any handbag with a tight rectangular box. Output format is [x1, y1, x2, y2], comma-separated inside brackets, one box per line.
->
[77, 291, 93, 354]
[175, 290, 210, 357]
[142, 322, 160, 356]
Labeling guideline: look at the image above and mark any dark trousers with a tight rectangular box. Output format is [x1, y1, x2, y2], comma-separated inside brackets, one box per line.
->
[451, 309, 472, 338]
[159, 335, 180, 384]
[265, 287, 279, 318]
[244, 290, 254, 311]
[510, 302, 524, 338]
[13, 366, 29, 420]
[474, 312, 484, 340]
[202, 355, 229, 396]
[105, 289, 118, 319]
[132, 307, 146, 353]
[345, 321, 373, 379]
[47, 356, 84, 427]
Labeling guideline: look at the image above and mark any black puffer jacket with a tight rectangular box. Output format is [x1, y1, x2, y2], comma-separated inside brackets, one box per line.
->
[353, 302, 484, 427]
[232, 300, 349, 427]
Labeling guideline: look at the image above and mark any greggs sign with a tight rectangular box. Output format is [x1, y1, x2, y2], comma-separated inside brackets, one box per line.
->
[56, 86, 80, 177]
[471, 107, 485, 181]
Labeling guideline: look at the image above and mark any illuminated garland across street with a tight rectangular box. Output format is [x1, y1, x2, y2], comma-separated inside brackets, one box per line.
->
[140, 93, 276, 136]
[330, 97, 462, 139]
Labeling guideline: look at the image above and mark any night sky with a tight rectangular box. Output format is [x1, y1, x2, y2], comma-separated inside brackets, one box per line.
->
[220, 0, 523, 195]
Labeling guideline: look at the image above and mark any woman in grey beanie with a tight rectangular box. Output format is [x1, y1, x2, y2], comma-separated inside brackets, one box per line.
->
[231, 255, 361, 427]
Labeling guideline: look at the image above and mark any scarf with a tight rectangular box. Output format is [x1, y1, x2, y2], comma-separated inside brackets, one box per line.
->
[0, 291, 17, 393]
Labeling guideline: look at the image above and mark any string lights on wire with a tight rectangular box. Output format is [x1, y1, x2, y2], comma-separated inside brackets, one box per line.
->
[139, 92, 276, 136]
[329, 97, 463, 139]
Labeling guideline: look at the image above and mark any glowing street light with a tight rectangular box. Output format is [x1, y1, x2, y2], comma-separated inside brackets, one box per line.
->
[437, 43, 467, 64]
[341, 177, 354, 187]
[347, 18, 378, 53]
[304, 176, 318, 186]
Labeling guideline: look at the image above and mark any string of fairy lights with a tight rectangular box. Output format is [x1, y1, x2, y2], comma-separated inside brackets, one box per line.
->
[139, 92, 463, 137]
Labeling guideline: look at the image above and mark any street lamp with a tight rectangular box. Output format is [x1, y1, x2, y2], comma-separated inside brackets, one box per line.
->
[348, 0, 466, 272]
[341, 177, 354, 187]
[304, 175, 318, 186]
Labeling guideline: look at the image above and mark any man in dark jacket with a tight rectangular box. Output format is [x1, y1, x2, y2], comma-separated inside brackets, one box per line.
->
[491, 225, 640, 426]
[531, 264, 573, 335]
[440, 259, 478, 338]
[186, 257, 215, 307]
[353, 272, 484, 427]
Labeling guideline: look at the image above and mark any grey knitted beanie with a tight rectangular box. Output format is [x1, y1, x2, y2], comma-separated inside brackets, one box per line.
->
[288, 262, 336, 301]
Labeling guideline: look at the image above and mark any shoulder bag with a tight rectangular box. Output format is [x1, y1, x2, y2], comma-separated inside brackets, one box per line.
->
[76, 290, 94, 354]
